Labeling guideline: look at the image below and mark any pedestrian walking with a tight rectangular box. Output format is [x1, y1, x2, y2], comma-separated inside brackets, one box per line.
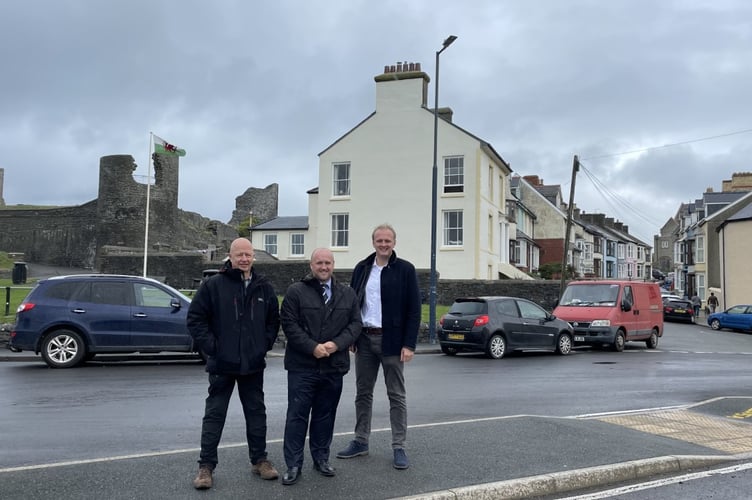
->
[707, 292, 719, 314]
[691, 293, 701, 317]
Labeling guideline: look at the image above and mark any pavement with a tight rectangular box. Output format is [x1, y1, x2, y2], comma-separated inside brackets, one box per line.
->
[6, 316, 752, 499]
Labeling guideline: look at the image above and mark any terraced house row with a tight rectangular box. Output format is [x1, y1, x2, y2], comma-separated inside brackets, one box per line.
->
[653, 172, 752, 311]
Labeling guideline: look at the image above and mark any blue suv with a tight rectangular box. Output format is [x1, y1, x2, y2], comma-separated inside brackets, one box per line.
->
[8, 274, 199, 368]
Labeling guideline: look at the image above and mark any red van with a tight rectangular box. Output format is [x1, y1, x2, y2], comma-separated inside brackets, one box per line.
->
[553, 280, 664, 351]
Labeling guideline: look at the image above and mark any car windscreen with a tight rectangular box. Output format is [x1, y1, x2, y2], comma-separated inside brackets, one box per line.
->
[559, 284, 619, 306]
[448, 301, 487, 315]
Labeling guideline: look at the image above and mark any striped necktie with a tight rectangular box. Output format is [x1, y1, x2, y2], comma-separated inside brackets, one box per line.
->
[321, 283, 330, 303]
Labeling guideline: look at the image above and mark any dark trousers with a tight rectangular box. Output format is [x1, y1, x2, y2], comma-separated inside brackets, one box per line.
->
[198, 372, 268, 468]
[283, 371, 344, 468]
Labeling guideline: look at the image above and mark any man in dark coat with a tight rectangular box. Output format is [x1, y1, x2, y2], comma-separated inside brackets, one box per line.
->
[279, 247, 362, 485]
[336, 224, 421, 470]
[187, 237, 280, 489]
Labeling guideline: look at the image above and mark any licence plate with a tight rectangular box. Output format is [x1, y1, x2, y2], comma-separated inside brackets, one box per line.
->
[675, 309, 686, 313]
[575, 336, 585, 342]
[447, 333, 464, 340]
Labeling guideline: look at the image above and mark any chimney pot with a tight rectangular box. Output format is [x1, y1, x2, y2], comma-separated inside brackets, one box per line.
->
[397, 61, 403, 72]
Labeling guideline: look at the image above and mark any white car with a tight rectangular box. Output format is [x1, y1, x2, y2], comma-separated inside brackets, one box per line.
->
[661, 292, 683, 303]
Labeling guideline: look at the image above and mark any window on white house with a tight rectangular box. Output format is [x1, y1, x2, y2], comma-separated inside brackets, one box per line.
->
[488, 215, 493, 251]
[332, 162, 350, 196]
[264, 234, 278, 256]
[443, 156, 464, 193]
[290, 233, 304, 256]
[331, 214, 349, 247]
[696, 235, 705, 263]
[443, 210, 463, 246]
[488, 165, 494, 201]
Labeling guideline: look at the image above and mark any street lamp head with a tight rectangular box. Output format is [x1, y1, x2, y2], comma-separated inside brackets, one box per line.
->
[443, 35, 458, 49]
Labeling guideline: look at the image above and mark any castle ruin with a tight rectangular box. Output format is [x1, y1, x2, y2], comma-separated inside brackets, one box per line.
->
[0, 155, 280, 274]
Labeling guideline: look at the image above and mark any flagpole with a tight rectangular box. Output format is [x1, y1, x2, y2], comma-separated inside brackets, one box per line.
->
[143, 132, 153, 277]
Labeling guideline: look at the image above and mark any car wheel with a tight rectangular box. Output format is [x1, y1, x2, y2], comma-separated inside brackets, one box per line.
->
[41, 329, 86, 368]
[441, 345, 459, 356]
[556, 333, 573, 355]
[646, 328, 659, 349]
[486, 334, 506, 359]
[710, 319, 721, 331]
[613, 331, 625, 352]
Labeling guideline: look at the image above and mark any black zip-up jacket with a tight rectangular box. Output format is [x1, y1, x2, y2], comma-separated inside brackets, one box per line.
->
[187, 261, 280, 375]
[280, 274, 361, 374]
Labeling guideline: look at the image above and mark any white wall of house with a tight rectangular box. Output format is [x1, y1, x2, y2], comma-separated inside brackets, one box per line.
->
[309, 68, 512, 279]
[718, 219, 752, 307]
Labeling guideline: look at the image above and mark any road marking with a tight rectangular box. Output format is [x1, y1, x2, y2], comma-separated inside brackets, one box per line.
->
[730, 407, 752, 419]
[558, 461, 752, 499]
[3, 398, 751, 474]
[0, 426, 401, 473]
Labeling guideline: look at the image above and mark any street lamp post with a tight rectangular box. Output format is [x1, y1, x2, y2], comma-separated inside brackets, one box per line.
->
[429, 35, 457, 344]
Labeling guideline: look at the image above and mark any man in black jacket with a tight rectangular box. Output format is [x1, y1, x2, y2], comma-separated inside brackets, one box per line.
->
[336, 224, 421, 470]
[279, 247, 362, 485]
[187, 238, 280, 489]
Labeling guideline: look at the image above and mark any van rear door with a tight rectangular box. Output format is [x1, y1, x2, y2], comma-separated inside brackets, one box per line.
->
[621, 285, 643, 338]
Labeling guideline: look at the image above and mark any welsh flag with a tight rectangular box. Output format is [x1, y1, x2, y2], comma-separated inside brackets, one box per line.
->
[153, 134, 186, 156]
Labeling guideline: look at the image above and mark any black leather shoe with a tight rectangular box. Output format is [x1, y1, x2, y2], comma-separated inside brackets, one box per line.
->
[281, 467, 301, 485]
[313, 459, 336, 477]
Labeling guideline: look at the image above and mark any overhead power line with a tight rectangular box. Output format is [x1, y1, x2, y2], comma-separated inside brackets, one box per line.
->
[581, 127, 752, 161]
[577, 160, 665, 231]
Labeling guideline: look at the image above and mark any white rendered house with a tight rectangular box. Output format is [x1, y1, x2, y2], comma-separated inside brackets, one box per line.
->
[307, 62, 527, 279]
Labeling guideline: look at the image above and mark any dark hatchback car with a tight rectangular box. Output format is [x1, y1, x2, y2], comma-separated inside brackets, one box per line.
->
[8, 274, 199, 368]
[437, 296, 575, 359]
[663, 298, 696, 324]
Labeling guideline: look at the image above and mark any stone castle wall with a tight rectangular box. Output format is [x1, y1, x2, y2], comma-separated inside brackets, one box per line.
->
[0, 202, 98, 267]
[229, 184, 279, 227]
[106, 251, 563, 309]
[0, 154, 239, 269]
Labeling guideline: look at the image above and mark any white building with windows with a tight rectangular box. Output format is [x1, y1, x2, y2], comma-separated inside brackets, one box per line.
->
[304, 62, 527, 279]
[250, 216, 308, 260]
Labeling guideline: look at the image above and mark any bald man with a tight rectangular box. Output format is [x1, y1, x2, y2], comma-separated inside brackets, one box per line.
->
[188, 238, 281, 489]
[279, 248, 362, 485]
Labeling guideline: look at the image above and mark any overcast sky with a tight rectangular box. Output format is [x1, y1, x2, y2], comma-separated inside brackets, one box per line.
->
[2, 0, 751, 245]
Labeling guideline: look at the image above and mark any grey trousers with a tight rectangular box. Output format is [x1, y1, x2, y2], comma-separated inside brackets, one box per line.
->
[353, 333, 407, 449]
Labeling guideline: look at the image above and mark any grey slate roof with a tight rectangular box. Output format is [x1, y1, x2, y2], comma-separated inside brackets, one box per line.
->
[252, 216, 308, 230]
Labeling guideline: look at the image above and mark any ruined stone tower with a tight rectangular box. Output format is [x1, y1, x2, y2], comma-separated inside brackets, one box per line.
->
[95, 154, 179, 261]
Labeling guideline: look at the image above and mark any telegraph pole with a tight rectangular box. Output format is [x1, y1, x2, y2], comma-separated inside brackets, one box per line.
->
[559, 155, 580, 299]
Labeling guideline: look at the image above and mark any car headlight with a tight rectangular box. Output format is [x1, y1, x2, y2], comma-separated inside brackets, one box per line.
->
[591, 320, 611, 327]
